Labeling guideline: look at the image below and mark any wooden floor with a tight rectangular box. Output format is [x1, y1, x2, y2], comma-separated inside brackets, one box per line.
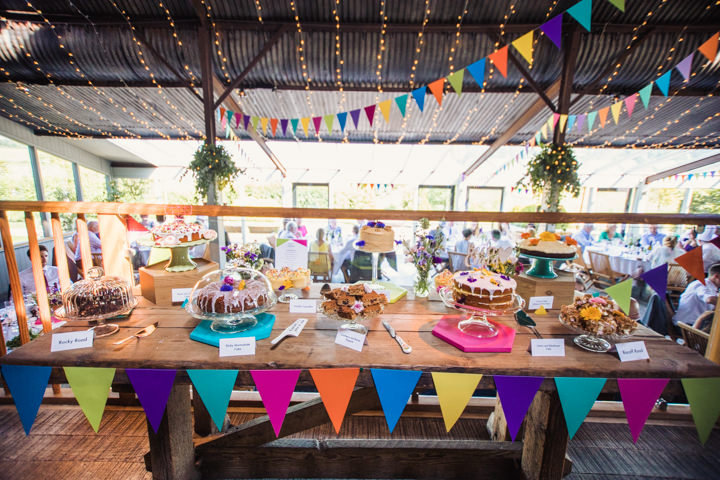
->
[0, 405, 717, 480]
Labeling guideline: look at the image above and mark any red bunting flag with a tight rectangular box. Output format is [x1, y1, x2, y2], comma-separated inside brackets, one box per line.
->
[125, 215, 149, 232]
[270, 118, 278, 136]
[488, 46, 509, 78]
[364, 105, 376, 126]
[428, 78, 446, 106]
[675, 247, 706, 285]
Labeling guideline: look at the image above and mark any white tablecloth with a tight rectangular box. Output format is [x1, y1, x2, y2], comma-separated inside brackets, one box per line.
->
[584, 247, 652, 276]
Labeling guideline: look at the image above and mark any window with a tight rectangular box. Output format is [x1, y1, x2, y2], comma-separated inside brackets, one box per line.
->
[0, 136, 43, 241]
[38, 150, 76, 202]
[591, 188, 630, 213]
[689, 189, 720, 214]
[332, 183, 415, 210]
[641, 188, 684, 213]
[293, 183, 329, 208]
[79, 166, 108, 202]
[466, 187, 503, 211]
[418, 186, 454, 211]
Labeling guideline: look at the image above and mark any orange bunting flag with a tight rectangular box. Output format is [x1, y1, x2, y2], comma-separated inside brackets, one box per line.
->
[488, 45, 509, 77]
[378, 99, 392, 123]
[512, 31, 534, 64]
[610, 101, 623, 124]
[675, 247, 706, 285]
[270, 118, 278, 136]
[598, 107, 610, 128]
[309, 368, 359, 434]
[428, 78, 446, 106]
[698, 32, 719, 62]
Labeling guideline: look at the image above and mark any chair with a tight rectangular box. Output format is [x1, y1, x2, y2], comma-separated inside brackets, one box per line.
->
[564, 246, 593, 291]
[677, 322, 710, 355]
[347, 251, 373, 283]
[587, 250, 628, 289]
[308, 251, 332, 282]
[447, 250, 468, 272]
[666, 263, 689, 310]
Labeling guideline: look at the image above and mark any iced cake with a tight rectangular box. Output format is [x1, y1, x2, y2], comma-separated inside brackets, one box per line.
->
[518, 231, 576, 259]
[357, 221, 395, 252]
[265, 267, 311, 291]
[151, 219, 217, 246]
[452, 269, 517, 310]
[196, 275, 271, 314]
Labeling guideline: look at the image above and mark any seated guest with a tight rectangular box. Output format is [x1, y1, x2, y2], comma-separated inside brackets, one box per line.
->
[278, 221, 300, 239]
[572, 224, 594, 250]
[490, 228, 514, 249]
[641, 224, 665, 249]
[73, 220, 102, 268]
[649, 236, 686, 269]
[673, 263, 720, 326]
[681, 229, 698, 251]
[694, 310, 714, 333]
[698, 226, 720, 272]
[598, 224, 622, 242]
[309, 228, 333, 271]
[327, 219, 342, 245]
[295, 218, 308, 238]
[451, 229, 472, 271]
[20, 245, 60, 295]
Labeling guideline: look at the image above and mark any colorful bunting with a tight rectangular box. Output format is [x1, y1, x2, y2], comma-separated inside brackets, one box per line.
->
[638, 83, 653, 109]
[431, 372, 482, 432]
[618, 378, 669, 442]
[364, 105, 377, 126]
[324, 114, 335, 133]
[251, 116, 259, 132]
[394, 95, 408, 117]
[552, 113, 561, 129]
[251, 369, 301, 436]
[290, 118, 299, 135]
[610, 101, 623, 124]
[371, 369, 422, 433]
[1, 365, 51, 434]
[447, 69, 465, 96]
[243, 115, 251, 130]
[226, 110, 234, 127]
[312, 116, 322, 135]
[494, 375, 544, 441]
[681, 377, 720, 444]
[655, 71, 672, 96]
[337, 111, 348, 132]
[576, 113, 587, 132]
[309, 368, 359, 434]
[598, 106, 609, 128]
[187, 369, 238, 431]
[270, 118, 278, 136]
[567, 114, 576, 132]
[126, 369, 177, 433]
[676, 53, 694, 81]
[300, 117, 310, 137]
[378, 99, 392, 122]
[698, 32, 719, 62]
[259, 118, 269, 135]
[428, 78, 446, 106]
[559, 114, 568, 132]
[675, 247, 706, 285]
[624, 93, 637, 118]
[641, 264, 668, 299]
[235, 113, 241, 129]
[540, 14, 563, 49]
[567, 0, 593, 32]
[411, 87, 426, 112]
[64, 367, 115, 432]
[604, 278, 632, 314]
[349, 108, 362, 128]
[466, 59, 486, 86]
[587, 111, 598, 131]
[488, 46, 509, 78]
[280, 118, 289, 136]
[512, 31, 534, 64]
[555, 377, 607, 439]
[607, 0, 625, 12]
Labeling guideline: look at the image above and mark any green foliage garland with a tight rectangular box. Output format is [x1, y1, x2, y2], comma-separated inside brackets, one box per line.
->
[185, 144, 244, 201]
[517, 143, 581, 212]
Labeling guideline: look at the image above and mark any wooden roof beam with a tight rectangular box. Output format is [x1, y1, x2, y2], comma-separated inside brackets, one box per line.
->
[644, 152, 720, 184]
[554, 28, 582, 145]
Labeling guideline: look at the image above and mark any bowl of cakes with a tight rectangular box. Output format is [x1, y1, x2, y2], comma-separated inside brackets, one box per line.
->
[355, 221, 395, 253]
[265, 267, 311, 302]
[185, 267, 276, 333]
[320, 284, 388, 334]
[559, 294, 638, 352]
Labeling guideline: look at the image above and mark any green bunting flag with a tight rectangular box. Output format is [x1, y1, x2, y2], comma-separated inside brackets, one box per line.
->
[64, 367, 116, 432]
[604, 278, 632, 314]
[587, 111, 598, 131]
[555, 377, 607, 439]
[447, 69, 465, 96]
[681, 377, 720, 445]
[188, 369, 239, 431]
[638, 83, 653, 109]
[324, 114, 335, 133]
[395, 94, 408, 117]
[567, 0, 593, 32]
[607, 0, 625, 12]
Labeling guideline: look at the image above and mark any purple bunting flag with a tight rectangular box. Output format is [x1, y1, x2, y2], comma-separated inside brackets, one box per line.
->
[576, 113, 586, 132]
[126, 369, 177, 433]
[280, 118, 288, 136]
[540, 14, 563, 49]
[640, 263, 668, 300]
[349, 108, 362, 128]
[243, 114, 251, 130]
[676, 53, 694, 81]
[494, 375, 544, 441]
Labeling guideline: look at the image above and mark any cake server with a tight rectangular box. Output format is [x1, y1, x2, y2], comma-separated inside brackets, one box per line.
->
[112, 322, 158, 345]
[382, 320, 412, 354]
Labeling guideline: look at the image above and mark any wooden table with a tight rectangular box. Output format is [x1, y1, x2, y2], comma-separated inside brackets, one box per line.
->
[2, 284, 719, 480]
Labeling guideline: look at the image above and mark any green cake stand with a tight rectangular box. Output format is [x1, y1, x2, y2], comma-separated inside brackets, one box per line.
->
[139, 237, 210, 272]
[520, 252, 575, 279]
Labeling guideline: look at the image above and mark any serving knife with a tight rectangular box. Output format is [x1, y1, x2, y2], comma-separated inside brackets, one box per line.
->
[112, 322, 159, 345]
[382, 320, 412, 354]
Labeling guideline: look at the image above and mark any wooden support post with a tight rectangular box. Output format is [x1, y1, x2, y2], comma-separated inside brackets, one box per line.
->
[196, 19, 216, 144]
[706, 300, 720, 364]
[521, 390, 569, 480]
[50, 212, 71, 292]
[147, 383, 199, 480]
[0, 211, 26, 349]
[97, 214, 133, 285]
[24, 212, 52, 333]
[553, 27, 581, 146]
[486, 395, 510, 442]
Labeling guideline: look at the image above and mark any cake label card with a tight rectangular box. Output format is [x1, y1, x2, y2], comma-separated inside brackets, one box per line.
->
[51, 330, 94, 352]
[289, 299, 317, 314]
[271, 318, 308, 345]
[171, 288, 193, 303]
[531, 338, 565, 357]
[528, 296, 554, 310]
[335, 329, 365, 352]
[219, 337, 256, 357]
[275, 238, 308, 270]
[617, 341, 649, 362]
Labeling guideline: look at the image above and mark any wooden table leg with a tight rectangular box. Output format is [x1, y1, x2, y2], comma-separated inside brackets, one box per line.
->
[521, 390, 570, 480]
[486, 394, 510, 442]
[193, 391, 229, 436]
[147, 383, 199, 480]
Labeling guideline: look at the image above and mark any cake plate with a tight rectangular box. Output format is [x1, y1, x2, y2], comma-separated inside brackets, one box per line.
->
[439, 288, 525, 338]
[519, 252, 575, 279]
[53, 297, 138, 338]
[353, 245, 395, 291]
[319, 304, 385, 335]
[139, 237, 210, 272]
[558, 314, 636, 353]
[185, 290, 277, 334]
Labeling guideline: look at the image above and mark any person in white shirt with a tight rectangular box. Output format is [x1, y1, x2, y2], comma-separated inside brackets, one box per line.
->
[697, 226, 720, 272]
[333, 225, 359, 277]
[19, 245, 60, 295]
[278, 221, 299, 240]
[673, 263, 720, 326]
[649, 236, 685, 269]
[451, 229, 472, 271]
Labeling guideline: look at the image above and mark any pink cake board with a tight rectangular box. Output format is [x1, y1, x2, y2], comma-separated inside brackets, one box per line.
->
[432, 315, 516, 353]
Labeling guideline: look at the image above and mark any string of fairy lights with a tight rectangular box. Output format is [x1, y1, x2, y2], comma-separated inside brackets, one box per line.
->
[0, 92, 85, 138]
[333, 0, 349, 143]
[371, 0, 388, 145]
[289, 0, 316, 139]
[155, 1, 201, 87]
[196, 0, 231, 83]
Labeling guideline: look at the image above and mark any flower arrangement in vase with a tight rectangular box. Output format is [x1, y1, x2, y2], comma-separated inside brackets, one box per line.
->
[403, 218, 444, 297]
[222, 243, 264, 270]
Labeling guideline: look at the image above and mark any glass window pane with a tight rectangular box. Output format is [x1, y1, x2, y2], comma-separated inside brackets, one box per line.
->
[332, 184, 415, 210]
[641, 188, 684, 213]
[294, 184, 328, 208]
[38, 150, 76, 202]
[79, 166, 107, 202]
[467, 187, 503, 211]
[689, 189, 720, 214]
[418, 186, 453, 211]
[0, 135, 40, 242]
[590, 189, 629, 213]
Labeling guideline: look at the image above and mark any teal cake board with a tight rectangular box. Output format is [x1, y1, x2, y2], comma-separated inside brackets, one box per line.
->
[189, 313, 276, 347]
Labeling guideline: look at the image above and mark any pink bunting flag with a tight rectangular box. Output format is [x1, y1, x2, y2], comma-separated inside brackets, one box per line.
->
[552, 113, 560, 128]
[251, 370, 301, 436]
[312, 116, 322, 135]
[235, 114, 241, 129]
[618, 378, 669, 442]
[364, 105, 376, 126]
[624, 93, 637, 118]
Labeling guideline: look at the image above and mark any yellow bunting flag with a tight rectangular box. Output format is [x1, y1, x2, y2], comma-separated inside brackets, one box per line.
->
[535, 305, 548, 315]
[610, 101, 623, 124]
[541, 123, 548, 139]
[447, 69, 465, 96]
[512, 30, 534, 64]
[64, 367, 116, 432]
[300, 117, 310, 137]
[378, 99, 392, 123]
[260, 117, 269, 135]
[559, 114, 568, 132]
[428, 78, 446, 106]
[431, 372, 483, 432]
[598, 107, 610, 128]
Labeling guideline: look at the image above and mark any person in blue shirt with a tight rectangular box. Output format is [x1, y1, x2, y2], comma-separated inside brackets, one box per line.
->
[572, 224, 594, 250]
[641, 225, 665, 249]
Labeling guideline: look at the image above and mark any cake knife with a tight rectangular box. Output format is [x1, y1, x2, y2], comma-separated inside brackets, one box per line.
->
[382, 320, 412, 354]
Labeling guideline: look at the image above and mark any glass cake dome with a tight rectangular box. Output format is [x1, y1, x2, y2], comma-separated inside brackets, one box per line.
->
[185, 266, 277, 333]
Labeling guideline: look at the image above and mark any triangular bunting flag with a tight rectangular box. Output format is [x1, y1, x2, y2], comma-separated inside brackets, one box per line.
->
[364, 105, 376, 126]
[447, 69, 465, 96]
[552, 113, 561, 128]
[541, 123, 548, 139]
[638, 83, 653, 108]
[576, 113, 586, 132]
[610, 101, 623, 124]
[309, 368, 359, 434]
[618, 378, 669, 442]
[378, 99, 392, 122]
[64, 367, 115, 432]
[567, 0, 593, 32]
[428, 78, 445, 106]
[126, 369, 177, 433]
[251, 116, 259, 131]
[251, 369, 301, 436]
[495, 376, 544, 441]
[432, 372, 482, 432]
[624, 93, 637, 118]
[125, 215, 149, 232]
[312, 116, 322, 135]
[587, 111, 598, 130]
[559, 114, 568, 132]
[371, 369, 422, 433]
[226, 111, 234, 127]
[219, 107, 226, 121]
[655, 71, 671, 96]
[411, 87, 426, 112]
[1, 365, 51, 434]
[712, 235, 720, 249]
[280, 118, 288, 136]
[598, 107, 610, 128]
[270, 118, 278, 136]
[676, 53, 694, 81]
[349, 108, 361, 128]
[604, 278, 632, 314]
[698, 32, 719, 62]
[681, 377, 720, 444]
[540, 14, 563, 49]
[259, 118, 269, 135]
[337, 111, 348, 132]
[394, 94, 408, 117]
[567, 114, 576, 133]
[535, 132, 542, 144]
[512, 31, 534, 64]
[466, 59, 486, 86]
[675, 247, 706, 285]
[290, 118, 299, 135]
[640, 263, 668, 299]
[607, 0, 625, 11]
[555, 377, 607, 439]
[188, 369, 239, 431]
[243, 115, 251, 130]
[488, 45, 509, 77]
[300, 117, 310, 137]
[235, 113, 241, 129]
[324, 114, 335, 133]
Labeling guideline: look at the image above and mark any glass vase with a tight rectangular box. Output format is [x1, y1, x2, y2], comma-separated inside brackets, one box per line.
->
[414, 272, 430, 298]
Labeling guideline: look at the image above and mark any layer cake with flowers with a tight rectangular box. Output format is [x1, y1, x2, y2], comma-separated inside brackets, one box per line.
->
[196, 275, 271, 314]
[452, 269, 517, 310]
[357, 221, 395, 252]
[151, 219, 217, 246]
[518, 231, 577, 259]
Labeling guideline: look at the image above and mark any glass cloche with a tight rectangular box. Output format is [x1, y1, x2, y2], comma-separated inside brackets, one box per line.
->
[54, 267, 137, 337]
[185, 266, 277, 333]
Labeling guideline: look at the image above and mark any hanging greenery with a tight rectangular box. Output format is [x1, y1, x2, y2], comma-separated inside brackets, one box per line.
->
[184, 144, 244, 202]
[517, 143, 580, 212]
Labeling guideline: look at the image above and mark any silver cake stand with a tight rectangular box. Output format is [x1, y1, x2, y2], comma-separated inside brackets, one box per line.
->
[353, 245, 395, 291]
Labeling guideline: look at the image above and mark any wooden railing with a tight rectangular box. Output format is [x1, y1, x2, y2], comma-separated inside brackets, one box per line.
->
[1, 200, 719, 361]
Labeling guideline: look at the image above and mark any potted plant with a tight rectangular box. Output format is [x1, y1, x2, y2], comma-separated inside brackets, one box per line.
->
[517, 143, 580, 212]
[184, 144, 244, 203]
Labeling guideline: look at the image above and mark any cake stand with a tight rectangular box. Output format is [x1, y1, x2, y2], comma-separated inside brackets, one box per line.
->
[139, 237, 210, 272]
[439, 288, 525, 338]
[53, 297, 138, 338]
[319, 304, 384, 335]
[354, 245, 394, 291]
[558, 314, 637, 353]
[519, 252, 575, 279]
